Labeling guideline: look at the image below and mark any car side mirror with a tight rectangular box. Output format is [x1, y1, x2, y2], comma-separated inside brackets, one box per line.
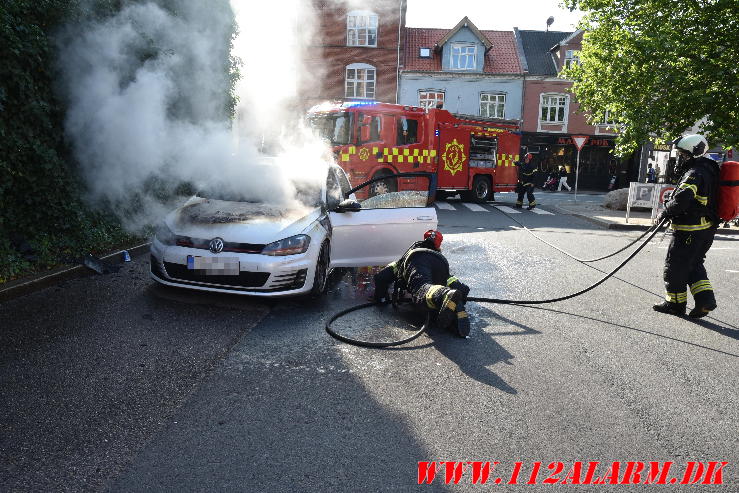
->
[335, 198, 361, 212]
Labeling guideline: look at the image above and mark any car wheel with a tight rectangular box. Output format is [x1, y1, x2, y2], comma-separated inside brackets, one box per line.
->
[466, 175, 491, 203]
[369, 173, 397, 197]
[310, 241, 330, 297]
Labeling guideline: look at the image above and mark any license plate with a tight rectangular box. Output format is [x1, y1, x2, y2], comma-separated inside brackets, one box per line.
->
[187, 256, 240, 275]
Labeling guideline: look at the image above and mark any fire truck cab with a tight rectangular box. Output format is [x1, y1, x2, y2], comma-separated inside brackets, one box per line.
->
[308, 101, 521, 202]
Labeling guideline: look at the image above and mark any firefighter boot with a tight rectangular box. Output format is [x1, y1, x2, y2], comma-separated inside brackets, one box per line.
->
[652, 301, 686, 316]
[688, 302, 717, 319]
[437, 289, 465, 331]
[455, 302, 471, 338]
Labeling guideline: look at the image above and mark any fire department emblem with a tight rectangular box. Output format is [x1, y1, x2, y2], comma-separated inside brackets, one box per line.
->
[442, 139, 466, 176]
[358, 148, 370, 161]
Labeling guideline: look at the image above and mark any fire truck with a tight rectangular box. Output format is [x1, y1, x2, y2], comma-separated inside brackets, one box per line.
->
[308, 101, 522, 202]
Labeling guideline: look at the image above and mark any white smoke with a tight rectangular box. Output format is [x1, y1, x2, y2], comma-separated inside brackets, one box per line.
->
[55, 0, 329, 230]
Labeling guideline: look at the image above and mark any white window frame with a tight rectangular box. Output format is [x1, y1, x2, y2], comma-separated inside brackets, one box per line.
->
[347, 11, 378, 47]
[564, 49, 580, 69]
[418, 90, 445, 109]
[479, 93, 506, 119]
[450, 42, 477, 70]
[345, 63, 376, 99]
[539, 93, 569, 124]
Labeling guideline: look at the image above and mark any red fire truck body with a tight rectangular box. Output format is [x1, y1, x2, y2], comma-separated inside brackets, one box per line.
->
[308, 101, 521, 202]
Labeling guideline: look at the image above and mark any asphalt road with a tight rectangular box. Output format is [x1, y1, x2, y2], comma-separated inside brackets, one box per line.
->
[1, 196, 737, 492]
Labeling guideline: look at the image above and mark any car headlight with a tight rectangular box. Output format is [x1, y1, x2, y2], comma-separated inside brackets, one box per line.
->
[261, 234, 311, 256]
[154, 222, 177, 246]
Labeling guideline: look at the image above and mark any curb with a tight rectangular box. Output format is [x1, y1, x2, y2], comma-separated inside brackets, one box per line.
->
[554, 206, 739, 234]
[0, 242, 151, 304]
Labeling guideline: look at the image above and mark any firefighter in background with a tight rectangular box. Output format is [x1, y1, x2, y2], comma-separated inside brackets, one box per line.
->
[654, 134, 720, 318]
[373, 230, 471, 337]
[516, 153, 538, 210]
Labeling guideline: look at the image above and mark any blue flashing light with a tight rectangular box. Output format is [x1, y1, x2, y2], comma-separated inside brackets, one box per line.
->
[435, 129, 440, 137]
[342, 101, 378, 108]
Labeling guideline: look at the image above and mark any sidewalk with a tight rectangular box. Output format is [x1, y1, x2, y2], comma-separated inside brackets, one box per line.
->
[553, 196, 739, 234]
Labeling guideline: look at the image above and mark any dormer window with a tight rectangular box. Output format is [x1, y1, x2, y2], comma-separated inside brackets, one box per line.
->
[564, 50, 580, 69]
[419, 47, 432, 58]
[450, 42, 477, 70]
[347, 11, 378, 47]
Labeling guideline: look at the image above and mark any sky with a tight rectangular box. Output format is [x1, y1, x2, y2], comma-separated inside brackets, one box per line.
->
[405, 0, 583, 31]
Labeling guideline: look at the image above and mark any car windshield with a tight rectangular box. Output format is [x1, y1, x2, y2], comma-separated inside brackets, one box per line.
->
[308, 112, 353, 145]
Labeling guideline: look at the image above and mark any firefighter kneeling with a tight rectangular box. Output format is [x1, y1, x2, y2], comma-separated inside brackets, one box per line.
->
[373, 230, 471, 337]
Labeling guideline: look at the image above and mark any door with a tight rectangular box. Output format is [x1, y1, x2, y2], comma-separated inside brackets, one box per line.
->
[328, 172, 438, 267]
[437, 125, 470, 189]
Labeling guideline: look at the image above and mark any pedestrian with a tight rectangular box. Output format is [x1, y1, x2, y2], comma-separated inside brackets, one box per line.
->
[373, 230, 471, 337]
[646, 162, 657, 183]
[653, 134, 720, 318]
[515, 153, 538, 209]
[655, 164, 662, 183]
[557, 165, 572, 191]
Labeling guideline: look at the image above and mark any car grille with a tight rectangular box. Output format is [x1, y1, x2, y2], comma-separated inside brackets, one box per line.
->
[270, 269, 308, 290]
[163, 262, 270, 287]
[175, 236, 266, 254]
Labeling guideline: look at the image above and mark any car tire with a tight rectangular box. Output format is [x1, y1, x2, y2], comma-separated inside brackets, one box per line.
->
[310, 241, 330, 297]
[369, 172, 397, 197]
[465, 175, 492, 203]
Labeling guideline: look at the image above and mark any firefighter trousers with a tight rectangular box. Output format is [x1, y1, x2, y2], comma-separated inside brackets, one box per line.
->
[516, 184, 536, 207]
[663, 227, 717, 307]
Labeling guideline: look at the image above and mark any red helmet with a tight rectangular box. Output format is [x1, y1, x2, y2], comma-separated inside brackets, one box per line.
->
[423, 229, 443, 250]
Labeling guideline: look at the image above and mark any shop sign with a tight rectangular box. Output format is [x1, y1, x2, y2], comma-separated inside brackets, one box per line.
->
[653, 143, 672, 152]
[556, 137, 613, 147]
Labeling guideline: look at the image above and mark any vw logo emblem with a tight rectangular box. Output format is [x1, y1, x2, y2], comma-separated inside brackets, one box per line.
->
[209, 237, 224, 254]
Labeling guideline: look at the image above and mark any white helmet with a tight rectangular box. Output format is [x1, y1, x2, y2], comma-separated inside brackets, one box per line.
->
[673, 134, 708, 157]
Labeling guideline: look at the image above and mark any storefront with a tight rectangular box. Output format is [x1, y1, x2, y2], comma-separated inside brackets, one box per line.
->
[520, 133, 637, 190]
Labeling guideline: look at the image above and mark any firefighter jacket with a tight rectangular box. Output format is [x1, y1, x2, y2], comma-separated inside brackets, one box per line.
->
[664, 156, 720, 231]
[374, 241, 450, 300]
[517, 161, 538, 186]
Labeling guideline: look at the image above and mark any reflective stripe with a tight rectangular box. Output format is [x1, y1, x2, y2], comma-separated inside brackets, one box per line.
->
[529, 201, 537, 206]
[694, 194, 708, 205]
[690, 280, 713, 295]
[446, 276, 459, 286]
[457, 311, 468, 319]
[677, 182, 698, 195]
[665, 291, 688, 303]
[425, 285, 443, 309]
[672, 217, 713, 231]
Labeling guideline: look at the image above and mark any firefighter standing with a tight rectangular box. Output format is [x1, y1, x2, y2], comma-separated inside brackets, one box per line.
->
[516, 153, 537, 210]
[373, 230, 471, 337]
[653, 134, 720, 318]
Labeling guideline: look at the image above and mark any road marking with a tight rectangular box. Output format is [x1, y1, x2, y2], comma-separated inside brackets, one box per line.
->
[461, 203, 488, 212]
[529, 209, 554, 215]
[435, 201, 456, 210]
[727, 270, 739, 273]
[494, 206, 521, 214]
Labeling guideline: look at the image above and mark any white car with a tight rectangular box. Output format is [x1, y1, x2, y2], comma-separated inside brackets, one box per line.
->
[150, 165, 437, 297]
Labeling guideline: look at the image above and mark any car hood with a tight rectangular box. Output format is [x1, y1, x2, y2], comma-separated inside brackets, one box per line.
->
[167, 198, 320, 245]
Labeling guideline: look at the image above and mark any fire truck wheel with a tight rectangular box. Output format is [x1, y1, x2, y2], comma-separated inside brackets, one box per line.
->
[369, 173, 397, 196]
[467, 175, 492, 203]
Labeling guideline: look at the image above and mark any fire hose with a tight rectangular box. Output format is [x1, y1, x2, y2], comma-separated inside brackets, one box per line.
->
[325, 215, 669, 348]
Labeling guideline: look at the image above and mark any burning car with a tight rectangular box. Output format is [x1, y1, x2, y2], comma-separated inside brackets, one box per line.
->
[150, 164, 437, 297]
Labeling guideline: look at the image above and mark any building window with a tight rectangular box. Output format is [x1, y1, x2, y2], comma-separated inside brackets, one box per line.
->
[345, 63, 375, 99]
[540, 94, 568, 123]
[419, 47, 432, 58]
[479, 93, 506, 119]
[564, 50, 580, 69]
[419, 91, 444, 109]
[347, 11, 378, 47]
[600, 110, 619, 126]
[450, 42, 477, 70]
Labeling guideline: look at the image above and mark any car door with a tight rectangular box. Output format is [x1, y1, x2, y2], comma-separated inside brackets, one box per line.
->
[328, 170, 438, 267]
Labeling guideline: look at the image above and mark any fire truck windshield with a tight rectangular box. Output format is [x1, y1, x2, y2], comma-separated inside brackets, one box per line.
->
[309, 112, 353, 146]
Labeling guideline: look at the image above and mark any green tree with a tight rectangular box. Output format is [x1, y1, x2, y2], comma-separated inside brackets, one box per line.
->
[563, 0, 739, 155]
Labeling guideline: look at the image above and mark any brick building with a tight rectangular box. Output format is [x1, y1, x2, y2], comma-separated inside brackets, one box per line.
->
[307, 0, 407, 106]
